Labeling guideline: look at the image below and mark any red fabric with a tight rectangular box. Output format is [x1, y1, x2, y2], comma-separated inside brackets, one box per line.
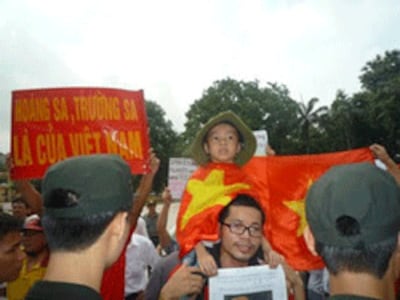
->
[100, 223, 136, 300]
[243, 147, 374, 270]
[176, 162, 262, 257]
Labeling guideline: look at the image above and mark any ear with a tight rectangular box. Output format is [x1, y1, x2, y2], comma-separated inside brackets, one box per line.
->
[204, 143, 209, 154]
[109, 212, 129, 241]
[303, 225, 318, 256]
[235, 142, 241, 154]
[397, 232, 400, 251]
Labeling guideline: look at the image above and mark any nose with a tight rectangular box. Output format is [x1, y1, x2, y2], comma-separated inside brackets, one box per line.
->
[218, 137, 228, 144]
[240, 227, 252, 238]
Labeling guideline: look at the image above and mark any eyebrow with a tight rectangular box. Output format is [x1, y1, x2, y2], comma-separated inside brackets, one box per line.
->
[227, 219, 261, 226]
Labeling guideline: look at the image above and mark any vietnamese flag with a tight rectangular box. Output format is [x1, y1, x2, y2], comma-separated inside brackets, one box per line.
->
[243, 147, 374, 270]
[176, 162, 262, 257]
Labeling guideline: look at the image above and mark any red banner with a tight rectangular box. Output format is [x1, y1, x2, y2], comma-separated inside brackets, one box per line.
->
[11, 87, 150, 179]
[244, 147, 374, 270]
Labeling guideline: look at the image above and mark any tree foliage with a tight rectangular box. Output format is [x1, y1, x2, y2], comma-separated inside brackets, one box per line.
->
[177, 49, 400, 159]
[140, 100, 178, 193]
[180, 78, 300, 155]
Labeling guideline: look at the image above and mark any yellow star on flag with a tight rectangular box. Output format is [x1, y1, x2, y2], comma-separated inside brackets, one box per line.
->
[180, 169, 250, 230]
[283, 179, 313, 237]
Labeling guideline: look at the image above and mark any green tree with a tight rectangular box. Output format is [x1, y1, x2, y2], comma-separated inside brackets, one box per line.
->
[180, 78, 299, 155]
[141, 100, 178, 193]
[322, 90, 356, 151]
[296, 97, 328, 153]
[352, 50, 400, 153]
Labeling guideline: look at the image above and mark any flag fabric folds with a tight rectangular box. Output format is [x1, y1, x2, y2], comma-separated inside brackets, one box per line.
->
[176, 162, 262, 257]
[243, 147, 374, 270]
[176, 148, 374, 270]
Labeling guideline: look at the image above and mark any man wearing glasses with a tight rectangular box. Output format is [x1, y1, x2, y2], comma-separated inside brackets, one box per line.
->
[157, 194, 304, 300]
[210, 194, 265, 269]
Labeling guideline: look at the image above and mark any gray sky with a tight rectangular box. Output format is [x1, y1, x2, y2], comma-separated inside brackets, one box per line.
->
[1, 0, 399, 154]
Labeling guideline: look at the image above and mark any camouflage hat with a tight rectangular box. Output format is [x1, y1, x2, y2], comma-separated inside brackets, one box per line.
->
[306, 162, 400, 248]
[42, 154, 133, 218]
[190, 111, 256, 166]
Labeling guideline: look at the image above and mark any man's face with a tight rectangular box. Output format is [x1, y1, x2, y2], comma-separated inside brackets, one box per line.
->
[12, 202, 29, 219]
[0, 231, 25, 282]
[219, 205, 263, 267]
[22, 230, 47, 256]
[204, 123, 241, 164]
[147, 203, 156, 214]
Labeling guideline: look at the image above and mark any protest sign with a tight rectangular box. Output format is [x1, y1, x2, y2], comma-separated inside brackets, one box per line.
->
[168, 157, 197, 200]
[253, 130, 268, 156]
[11, 87, 150, 179]
[209, 265, 287, 300]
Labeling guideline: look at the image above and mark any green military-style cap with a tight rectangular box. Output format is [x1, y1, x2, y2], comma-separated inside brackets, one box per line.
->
[306, 162, 400, 248]
[42, 154, 133, 218]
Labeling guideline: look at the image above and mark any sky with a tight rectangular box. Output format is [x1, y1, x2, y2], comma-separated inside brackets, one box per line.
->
[1, 0, 399, 154]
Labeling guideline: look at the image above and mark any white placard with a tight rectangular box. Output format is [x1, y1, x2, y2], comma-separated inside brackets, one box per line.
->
[209, 265, 287, 300]
[168, 158, 198, 200]
[253, 130, 268, 157]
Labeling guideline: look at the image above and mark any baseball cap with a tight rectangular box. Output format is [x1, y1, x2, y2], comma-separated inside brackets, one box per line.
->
[306, 162, 400, 248]
[42, 154, 133, 218]
[190, 111, 256, 166]
[23, 214, 43, 231]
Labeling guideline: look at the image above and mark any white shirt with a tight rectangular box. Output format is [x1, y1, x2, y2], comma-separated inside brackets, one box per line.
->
[125, 233, 160, 295]
[135, 216, 149, 237]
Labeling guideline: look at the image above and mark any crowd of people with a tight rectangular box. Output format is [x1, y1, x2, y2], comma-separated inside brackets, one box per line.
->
[0, 110, 400, 300]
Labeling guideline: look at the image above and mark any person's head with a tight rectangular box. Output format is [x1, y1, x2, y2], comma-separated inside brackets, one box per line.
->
[218, 194, 265, 267]
[305, 162, 400, 279]
[41, 154, 134, 267]
[0, 213, 25, 282]
[21, 214, 47, 257]
[11, 197, 30, 220]
[190, 111, 256, 166]
[146, 198, 157, 214]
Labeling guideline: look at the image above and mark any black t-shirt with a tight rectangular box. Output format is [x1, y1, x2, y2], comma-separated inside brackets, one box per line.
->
[195, 243, 264, 300]
[26, 280, 102, 300]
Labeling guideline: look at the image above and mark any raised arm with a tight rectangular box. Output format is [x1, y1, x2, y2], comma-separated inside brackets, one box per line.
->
[6, 154, 43, 215]
[130, 148, 160, 226]
[370, 144, 400, 185]
[157, 187, 174, 251]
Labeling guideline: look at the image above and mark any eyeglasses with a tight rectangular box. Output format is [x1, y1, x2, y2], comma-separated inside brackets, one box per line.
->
[22, 230, 43, 237]
[221, 222, 263, 237]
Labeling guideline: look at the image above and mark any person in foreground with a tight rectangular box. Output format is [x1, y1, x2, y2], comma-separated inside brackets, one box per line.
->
[8, 150, 160, 300]
[25, 154, 134, 300]
[304, 162, 400, 300]
[159, 194, 304, 300]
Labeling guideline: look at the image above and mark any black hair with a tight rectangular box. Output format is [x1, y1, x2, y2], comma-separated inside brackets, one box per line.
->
[42, 188, 130, 252]
[218, 194, 265, 225]
[11, 196, 29, 208]
[315, 214, 397, 278]
[0, 213, 22, 241]
[315, 236, 397, 279]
